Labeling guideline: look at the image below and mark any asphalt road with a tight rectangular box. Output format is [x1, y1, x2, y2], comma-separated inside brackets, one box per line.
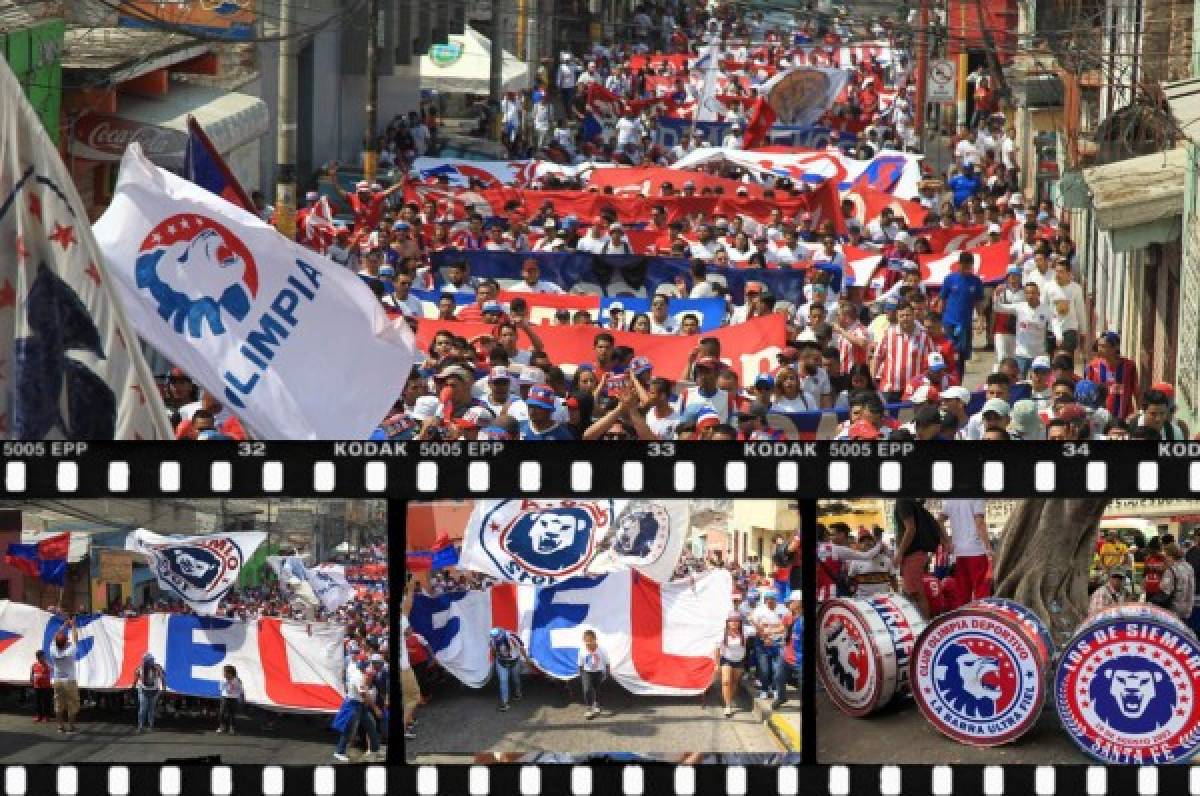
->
[406, 676, 789, 763]
[0, 694, 367, 764]
[817, 690, 1089, 764]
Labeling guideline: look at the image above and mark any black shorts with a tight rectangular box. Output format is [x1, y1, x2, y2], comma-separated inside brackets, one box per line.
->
[720, 657, 745, 668]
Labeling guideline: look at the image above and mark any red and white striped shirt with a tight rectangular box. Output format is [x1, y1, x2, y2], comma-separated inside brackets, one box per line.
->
[835, 321, 870, 373]
[871, 325, 932, 394]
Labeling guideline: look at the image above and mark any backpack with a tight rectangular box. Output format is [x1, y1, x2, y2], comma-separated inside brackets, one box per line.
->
[897, 500, 941, 554]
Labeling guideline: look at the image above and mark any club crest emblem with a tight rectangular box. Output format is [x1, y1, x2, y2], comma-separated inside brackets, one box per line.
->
[1056, 619, 1200, 764]
[912, 609, 1044, 746]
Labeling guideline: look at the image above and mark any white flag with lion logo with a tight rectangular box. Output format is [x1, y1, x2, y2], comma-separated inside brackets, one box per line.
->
[126, 528, 267, 615]
[93, 144, 420, 439]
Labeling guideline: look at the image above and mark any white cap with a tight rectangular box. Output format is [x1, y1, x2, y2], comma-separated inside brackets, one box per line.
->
[489, 365, 512, 382]
[941, 386, 971, 403]
[609, 301, 625, 312]
[519, 367, 545, 386]
[412, 395, 441, 421]
[927, 352, 946, 370]
[894, 231, 911, 245]
[988, 222, 1002, 234]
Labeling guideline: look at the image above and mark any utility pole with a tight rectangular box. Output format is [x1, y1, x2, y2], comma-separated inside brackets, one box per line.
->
[363, 0, 379, 183]
[490, 0, 504, 109]
[915, 0, 929, 138]
[274, 0, 297, 239]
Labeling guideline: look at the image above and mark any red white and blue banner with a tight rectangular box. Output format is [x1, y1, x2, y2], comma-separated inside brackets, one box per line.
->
[0, 601, 344, 712]
[0, 51, 171, 440]
[127, 529, 267, 616]
[415, 313, 788, 382]
[672, 147, 924, 198]
[429, 250, 811, 305]
[93, 144, 420, 439]
[408, 569, 732, 696]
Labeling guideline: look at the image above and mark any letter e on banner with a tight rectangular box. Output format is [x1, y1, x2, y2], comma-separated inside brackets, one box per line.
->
[165, 615, 228, 698]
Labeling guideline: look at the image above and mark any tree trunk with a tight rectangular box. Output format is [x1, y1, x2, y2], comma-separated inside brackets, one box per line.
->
[992, 499, 1110, 643]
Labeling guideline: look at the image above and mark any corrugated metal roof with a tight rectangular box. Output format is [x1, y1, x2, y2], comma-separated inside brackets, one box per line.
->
[0, 0, 58, 32]
[61, 26, 207, 84]
[1081, 147, 1186, 230]
[1165, 78, 1200, 142]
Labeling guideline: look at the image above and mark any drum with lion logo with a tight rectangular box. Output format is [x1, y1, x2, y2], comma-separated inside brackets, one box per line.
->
[910, 605, 1047, 746]
[1055, 604, 1200, 764]
[817, 594, 927, 717]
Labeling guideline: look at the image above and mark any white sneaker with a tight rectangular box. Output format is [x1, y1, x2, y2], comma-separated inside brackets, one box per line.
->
[332, 753, 349, 762]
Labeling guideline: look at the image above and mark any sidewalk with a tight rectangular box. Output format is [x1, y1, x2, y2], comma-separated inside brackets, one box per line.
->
[739, 677, 800, 753]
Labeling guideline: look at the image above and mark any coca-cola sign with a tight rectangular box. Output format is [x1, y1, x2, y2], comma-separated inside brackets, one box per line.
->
[72, 114, 188, 164]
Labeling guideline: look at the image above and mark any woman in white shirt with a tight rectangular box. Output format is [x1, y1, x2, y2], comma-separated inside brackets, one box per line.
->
[771, 367, 818, 412]
[713, 613, 748, 718]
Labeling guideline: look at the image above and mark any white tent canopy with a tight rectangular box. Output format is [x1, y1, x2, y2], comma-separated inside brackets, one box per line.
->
[419, 27, 528, 95]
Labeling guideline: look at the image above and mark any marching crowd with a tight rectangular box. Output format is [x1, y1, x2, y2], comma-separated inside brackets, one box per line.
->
[3, 544, 388, 763]
[402, 528, 801, 739]
[137, 1, 1191, 444]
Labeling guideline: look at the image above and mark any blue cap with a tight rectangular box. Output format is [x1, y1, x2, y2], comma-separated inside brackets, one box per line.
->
[883, 299, 899, 311]
[393, 221, 411, 230]
[379, 265, 395, 277]
[1074, 378, 1100, 407]
[490, 628, 503, 638]
[482, 301, 503, 313]
[754, 374, 775, 389]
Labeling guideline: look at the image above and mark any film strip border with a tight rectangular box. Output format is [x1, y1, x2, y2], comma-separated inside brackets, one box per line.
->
[3, 762, 1197, 795]
[4, 441, 1198, 497]
[404, 763, 1197, 795]
[0, 763, 385, 795]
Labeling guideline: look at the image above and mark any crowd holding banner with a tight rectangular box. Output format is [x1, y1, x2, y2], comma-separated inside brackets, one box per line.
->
[0, 523, 389, 761]
[1, 0, 1187, 446]
[402, 499, 801, 740]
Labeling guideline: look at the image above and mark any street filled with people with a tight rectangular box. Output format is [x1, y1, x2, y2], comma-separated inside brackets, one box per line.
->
[119, 2, 1190, 443]
[0, 541, 388, 764]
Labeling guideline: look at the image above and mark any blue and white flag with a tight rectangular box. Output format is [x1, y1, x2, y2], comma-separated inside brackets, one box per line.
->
[458, 500, 627, 586]
[304, 563, 355, 613]
[0, 51, 171, 439]
[268, 555, 354, 613]
[126, 528, 267, 615]
[457, 499, 690, 586]
[586, 500, 691, 584]
[92, 144, 420, 439]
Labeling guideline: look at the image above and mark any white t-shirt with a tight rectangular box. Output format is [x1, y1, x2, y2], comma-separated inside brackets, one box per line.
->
[995, 299, 1053, 358]
[615, 117, 642, 148]
[508, 280, 566, 295]
[772, 394, 817, 412]
[577, 645, 609, 672]
[801, 369, 832, 406]
[719, 631, 747, 663]
[954, 139, 980, 166]
[346, 664, 367, 703]
[940, 498, 987, 557]
[575, 234, 610, 254]
[847, 553, 895, 596]
[645, 406, 681, 439]
[50, 642, 77, 681]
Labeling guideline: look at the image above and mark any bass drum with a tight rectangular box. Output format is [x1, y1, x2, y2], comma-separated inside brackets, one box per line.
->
[910, 605, 1048, 747]
[1056, 604, 1200, 764]
[817, 593, 927, 717]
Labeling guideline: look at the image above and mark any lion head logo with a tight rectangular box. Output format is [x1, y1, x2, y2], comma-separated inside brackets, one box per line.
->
[934, 642, 1003, 719]
[135, 214, 259, 338]
[824, 620, 868, 693]
[500, 507, 596, 577]
[158, 545, 223, 591]
[151, 538, 241, 605]
[613, 508, 666, 558]
[1091, 657, 1176, 734]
